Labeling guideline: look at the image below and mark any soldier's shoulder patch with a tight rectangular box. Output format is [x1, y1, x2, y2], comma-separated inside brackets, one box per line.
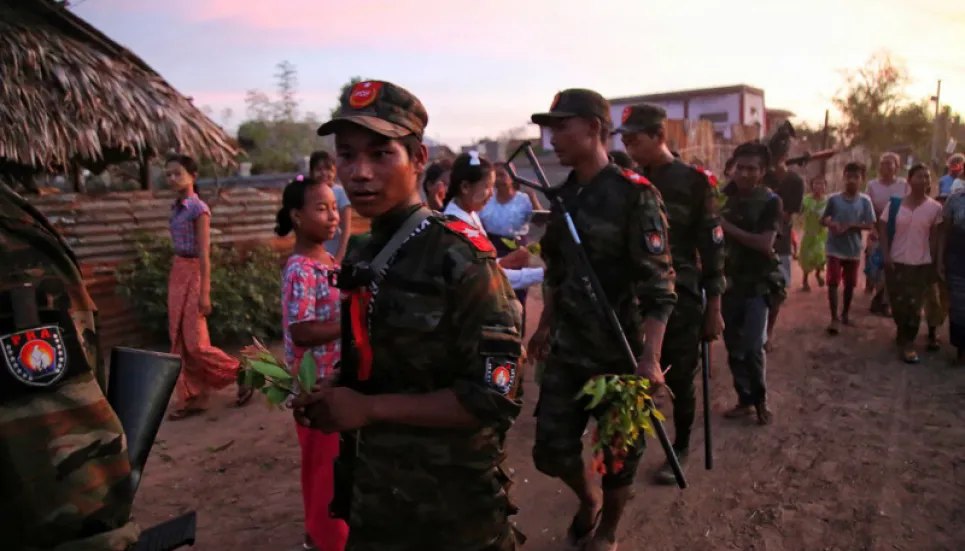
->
[711, 225, 724, 244]
[484, 357, 518, 396]
[440, 218, 496, 254]
[621, 169, 652, 186]
[1, 325, 68, 387]
[644, 230, 665, 254]
[693, 165, 719, 188]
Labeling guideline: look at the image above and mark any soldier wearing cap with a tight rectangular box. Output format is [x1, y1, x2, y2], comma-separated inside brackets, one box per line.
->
[292, 80, 525, 551]
[528, 89, 676, 551]
[614, 103, 726, 484]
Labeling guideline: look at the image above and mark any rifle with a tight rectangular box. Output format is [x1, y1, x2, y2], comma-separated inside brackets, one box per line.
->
[786, 149, 836, 167]
[700, 291, 713, 471]
[505, 142, 687, 489]
[107, 347, 197, 551]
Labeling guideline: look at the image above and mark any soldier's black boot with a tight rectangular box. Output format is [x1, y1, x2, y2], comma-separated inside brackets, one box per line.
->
[653, 446, 688, 485]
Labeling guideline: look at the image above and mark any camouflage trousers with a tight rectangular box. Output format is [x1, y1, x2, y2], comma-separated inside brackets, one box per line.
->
[533, 356, 645, 489]
[886, 263, 932, 346]
[660, 291, 704, 451]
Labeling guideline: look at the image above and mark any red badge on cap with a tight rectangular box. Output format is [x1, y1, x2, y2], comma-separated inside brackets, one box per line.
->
[621, 106, 632, 124]
[349, 81, 382, 109]
[550, 92, 561, 110]
[694, 165, 719, 188]
[622, 168, 651, 186]
[444, 219, 495, 253]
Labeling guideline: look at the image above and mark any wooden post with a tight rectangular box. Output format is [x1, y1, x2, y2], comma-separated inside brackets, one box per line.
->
[820, 109, 830, 175]
[139, 152, 152, 191]
[931, 80, 942, 171]
[69, 160, 84, 193]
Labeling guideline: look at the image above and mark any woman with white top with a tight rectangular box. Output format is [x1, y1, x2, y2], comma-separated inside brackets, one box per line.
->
[442, 152, 544, 296]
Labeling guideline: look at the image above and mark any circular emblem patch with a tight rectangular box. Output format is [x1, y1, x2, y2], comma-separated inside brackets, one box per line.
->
[712, 225, 724, 244]
[646, 232, 664, 254]
[622, 106, 632, 124]
[1, 325, 68, 387]
[348, 81, 383, 109]
[484, 357, 517, 396]
[550, 92, 561, 111]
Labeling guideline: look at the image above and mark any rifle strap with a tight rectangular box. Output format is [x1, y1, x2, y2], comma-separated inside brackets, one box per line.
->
[368, 207, 432, 285]
[349, 206, 432, 381]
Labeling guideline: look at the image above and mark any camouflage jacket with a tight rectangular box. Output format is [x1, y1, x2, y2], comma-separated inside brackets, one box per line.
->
[339, 205, 523, 551]
[0, 183, 138, 550]
[721, 184, 784, 297]
[642, 160, 726, 299]
[540, 164, 676, 368]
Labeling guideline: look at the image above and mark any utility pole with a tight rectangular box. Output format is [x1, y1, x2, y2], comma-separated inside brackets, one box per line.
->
[930, 79, 942, 169]
[820, 109, 830, 175]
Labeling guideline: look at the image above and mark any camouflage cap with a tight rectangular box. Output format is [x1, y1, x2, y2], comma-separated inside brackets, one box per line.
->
[531, 89, 611, 126]
[612, 103, 666, 135]
[318, 80, 428, 139]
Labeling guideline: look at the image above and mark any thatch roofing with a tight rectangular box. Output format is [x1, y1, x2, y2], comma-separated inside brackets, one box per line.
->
[0, 0, 238, 173]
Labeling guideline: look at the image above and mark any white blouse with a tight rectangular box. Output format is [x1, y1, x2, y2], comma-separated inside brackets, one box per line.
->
[443, 201, 544, 290]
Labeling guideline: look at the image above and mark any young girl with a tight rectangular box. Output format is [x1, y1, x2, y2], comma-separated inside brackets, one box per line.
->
[276, 175, 348, 551]
[799, 175, 829, 291]
[309, 151, 353, 263]
[441, 152, 544, 291]
[165, 155, 250, 420]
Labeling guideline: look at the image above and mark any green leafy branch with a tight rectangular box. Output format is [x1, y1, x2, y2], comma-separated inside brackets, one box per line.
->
[238, 336, 318, 408]
[576, 375, 665, 474]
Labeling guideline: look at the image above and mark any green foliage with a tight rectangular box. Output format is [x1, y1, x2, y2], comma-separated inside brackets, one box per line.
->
[116, 233, 283, 346]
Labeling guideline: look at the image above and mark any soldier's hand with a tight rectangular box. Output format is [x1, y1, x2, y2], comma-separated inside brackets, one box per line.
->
[313, 387, 374, 433]
[635, 356, 665, 387]
[528, 325, 551, 362]
[498, 248, 531, 270]
[703, 307, 724, 341]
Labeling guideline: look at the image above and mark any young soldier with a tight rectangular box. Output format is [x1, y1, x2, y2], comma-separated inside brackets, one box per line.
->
[293, 80, 525, 551]
[720, 141, 783, 425]
[614, 103, 725, 485]
[0, 182, 139, 549]
[528, 89, 676, 551]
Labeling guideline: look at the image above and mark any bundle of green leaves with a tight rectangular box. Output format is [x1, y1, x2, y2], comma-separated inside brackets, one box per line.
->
[238, 336, 318, 407]
[577, 375, 665, 474]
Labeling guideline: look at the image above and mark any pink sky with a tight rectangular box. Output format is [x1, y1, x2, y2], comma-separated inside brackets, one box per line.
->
[79, 0, 965, 147]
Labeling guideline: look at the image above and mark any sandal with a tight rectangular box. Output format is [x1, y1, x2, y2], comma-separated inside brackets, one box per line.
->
[566, 506, 603, 548]
[901, 350, 920, 364]
[236, 384, 254, 407]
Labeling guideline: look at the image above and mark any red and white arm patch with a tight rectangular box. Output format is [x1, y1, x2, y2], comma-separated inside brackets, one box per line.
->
[443, 219, 496, 253]
[622, 169, 652, 186]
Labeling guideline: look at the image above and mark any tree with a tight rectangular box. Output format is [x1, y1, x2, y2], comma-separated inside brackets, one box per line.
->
[245, 89, 272, 121]
[274, 60, 299, 122]
[832, 52, 945, 167]
[331, 76, 367, 117]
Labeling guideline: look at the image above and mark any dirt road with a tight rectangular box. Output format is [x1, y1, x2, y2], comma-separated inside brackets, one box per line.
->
[134, 271, 965, 550]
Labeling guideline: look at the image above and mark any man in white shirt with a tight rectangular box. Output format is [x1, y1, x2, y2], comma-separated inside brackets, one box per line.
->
[864, 152, 908, 315]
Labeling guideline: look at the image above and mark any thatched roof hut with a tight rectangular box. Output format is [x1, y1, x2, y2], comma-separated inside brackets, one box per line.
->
[0, 0, 238, 180]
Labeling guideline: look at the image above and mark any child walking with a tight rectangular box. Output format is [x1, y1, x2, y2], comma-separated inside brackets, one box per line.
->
[276, 175, 348, 551]
[165, 155, 250, 419]
[799, 175, 828, 291]
[822, 163, 876, 334]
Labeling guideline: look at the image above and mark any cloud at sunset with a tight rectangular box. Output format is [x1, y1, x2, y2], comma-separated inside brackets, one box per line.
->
[76, 0, 965, 147]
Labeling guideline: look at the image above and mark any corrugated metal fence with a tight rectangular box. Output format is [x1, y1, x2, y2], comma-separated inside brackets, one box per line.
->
[29, 184, 371, 351]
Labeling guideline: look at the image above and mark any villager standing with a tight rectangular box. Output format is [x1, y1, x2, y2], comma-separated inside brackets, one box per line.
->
[165, 155, 250, 419]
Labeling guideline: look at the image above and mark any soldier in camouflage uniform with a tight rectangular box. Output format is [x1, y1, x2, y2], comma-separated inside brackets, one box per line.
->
[0, 181, 139, 550]
[292, 80, 525, 551]
[614, 104, 726, 485]
[528, 89, 676, 551]
[718, 142, 784, 426]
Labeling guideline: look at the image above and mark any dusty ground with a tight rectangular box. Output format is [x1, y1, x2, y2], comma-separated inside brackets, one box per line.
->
[134, 266, 965, 551]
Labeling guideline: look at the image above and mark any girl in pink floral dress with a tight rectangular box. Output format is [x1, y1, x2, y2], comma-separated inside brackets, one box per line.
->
[276, 175, 347, 551]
